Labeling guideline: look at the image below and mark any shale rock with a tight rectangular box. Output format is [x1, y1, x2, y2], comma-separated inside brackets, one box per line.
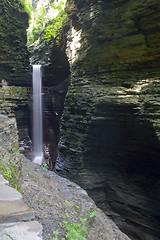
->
[58, 0, 160, 240]
[0, 0, 30, 86]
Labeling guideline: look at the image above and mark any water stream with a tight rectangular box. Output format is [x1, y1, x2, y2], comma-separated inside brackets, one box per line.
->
[32, 65, 43, 164]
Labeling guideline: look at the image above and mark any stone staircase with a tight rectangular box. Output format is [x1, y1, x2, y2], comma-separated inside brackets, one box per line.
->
[0, 174, 43, 240]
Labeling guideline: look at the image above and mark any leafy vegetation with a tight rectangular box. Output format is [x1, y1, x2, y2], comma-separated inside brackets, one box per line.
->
[19, 0, 32, 19]
[67, 88, 80, 105]
[63, 220, 88, 240]
[43, 162, 49, 171]
[50, 199, 97, 240]
[20, 0, 69, 46]
[27, 1, 46, 44]
[0, 144, 22, 192]
[44, 1, 68, 45]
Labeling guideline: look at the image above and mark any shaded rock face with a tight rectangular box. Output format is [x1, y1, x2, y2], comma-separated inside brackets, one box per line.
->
[58, 0, 160, 239]
[42, 93, 60, 169]
[66, 0, 160, 73]
[31, 41, 70, 87]
[59, 73, 160, 240]
[0, 0, 31, 86]
[0, 86, 29, 117]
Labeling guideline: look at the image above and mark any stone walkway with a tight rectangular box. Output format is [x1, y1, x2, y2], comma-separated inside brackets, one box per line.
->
[0, 174, 43, 240]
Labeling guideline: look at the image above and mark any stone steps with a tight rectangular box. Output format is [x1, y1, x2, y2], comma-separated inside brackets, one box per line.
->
[0, 174, 43, 240]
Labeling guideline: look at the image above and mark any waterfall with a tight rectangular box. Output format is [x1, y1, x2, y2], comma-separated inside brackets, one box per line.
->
[32, 65, 43, 164]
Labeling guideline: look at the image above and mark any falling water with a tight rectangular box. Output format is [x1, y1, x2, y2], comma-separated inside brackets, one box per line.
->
[32, 65, 43, 164]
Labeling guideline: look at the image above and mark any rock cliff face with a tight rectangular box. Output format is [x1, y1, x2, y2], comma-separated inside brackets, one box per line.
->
[66, 0, 160, 72]
[58, 0, 160, 239]
[30, 36, 70, 87]
[2, 0, 160, 239]
[0, 0, 30, 86]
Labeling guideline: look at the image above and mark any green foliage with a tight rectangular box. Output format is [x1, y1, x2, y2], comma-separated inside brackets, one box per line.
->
[27, 2, 46, 44]
[44, 1, 68, 45]
[52, 230, 59, 240]
[27, 0, 69, 46]
[0, 145, 22, 192]
[88, 210, 96, 218]
[20, 88, 27, 99]
[63, 220, 88, 240]
[42, 162, 49, 171]
[54, 209, 88, 240]
[51, 199, 97, 240]
[74, 202, 82, 215]
[67, 88, 80, 105]
[19, 0, 32, 19]
[63, 200, 72, 206]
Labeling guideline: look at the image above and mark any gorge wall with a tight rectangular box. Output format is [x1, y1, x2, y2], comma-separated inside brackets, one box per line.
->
[0, 0, 69, 168]
[1, 0, 160, 239]
[0, 0, 30, 86]
[57, 0, 160, 240]
[0, 0, 31, 189]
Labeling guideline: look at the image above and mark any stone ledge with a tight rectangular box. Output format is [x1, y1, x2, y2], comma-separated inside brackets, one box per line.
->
[0, 221, 43, 240]
[0, 201, 35, 223]
[0, 185, 22, 201]
[0, 174, 9, 185]
[0, 174, 43, 240]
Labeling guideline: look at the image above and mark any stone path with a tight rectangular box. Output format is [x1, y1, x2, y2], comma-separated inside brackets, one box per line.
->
[21, 158, 131, 240]
[0, 174, 43, 240]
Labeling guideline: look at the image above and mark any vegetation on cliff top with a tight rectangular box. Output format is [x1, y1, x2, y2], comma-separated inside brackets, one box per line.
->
[19, 0, 69, 46]
[19, 0, 32, 18]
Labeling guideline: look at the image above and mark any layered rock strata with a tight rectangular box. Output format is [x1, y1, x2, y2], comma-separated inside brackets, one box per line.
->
[65, 0, 160, 72]
[0, 0, 30, 86]
[58, 0, 160, 239]
[0, 86, 28, 117]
